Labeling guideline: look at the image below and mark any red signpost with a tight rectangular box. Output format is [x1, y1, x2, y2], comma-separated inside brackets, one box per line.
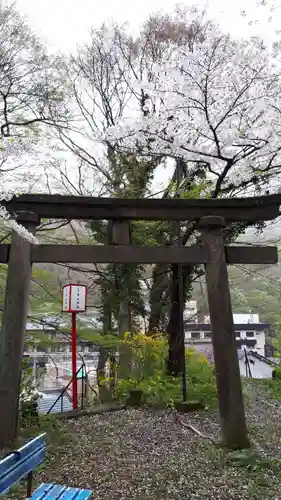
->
[62, 284, 87, 410]
[71, 311, 78, 409]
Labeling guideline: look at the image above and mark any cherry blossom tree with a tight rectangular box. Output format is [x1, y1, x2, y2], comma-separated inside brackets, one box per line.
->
[107, 31, 281, 197]
[106, 28, 281, 373]
[52, 9, 213, 340]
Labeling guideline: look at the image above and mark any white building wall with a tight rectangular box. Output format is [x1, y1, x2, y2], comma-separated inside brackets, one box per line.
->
[204, 313, 260, 324]
[233, 313, 259, 324]
[185, 330, 266, 355]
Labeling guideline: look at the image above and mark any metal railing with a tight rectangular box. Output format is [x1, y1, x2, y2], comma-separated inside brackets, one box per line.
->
[46, 361, 88, 414]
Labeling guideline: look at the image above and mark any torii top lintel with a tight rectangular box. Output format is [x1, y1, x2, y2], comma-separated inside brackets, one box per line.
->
[2, 193, 281, 222]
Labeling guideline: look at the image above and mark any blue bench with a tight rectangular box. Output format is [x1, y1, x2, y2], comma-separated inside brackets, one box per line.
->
[0, 433, 92, 499]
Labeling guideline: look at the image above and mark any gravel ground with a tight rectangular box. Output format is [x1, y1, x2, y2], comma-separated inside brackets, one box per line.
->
[6, 382, 281, 500]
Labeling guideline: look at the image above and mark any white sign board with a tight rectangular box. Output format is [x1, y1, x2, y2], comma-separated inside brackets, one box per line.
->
[62, 284, 87, 313]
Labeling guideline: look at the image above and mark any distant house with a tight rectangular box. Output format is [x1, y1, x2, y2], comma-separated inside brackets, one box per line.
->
[185, 313, 269, 357]
[184, 310, 278, 378]
[24, 331, 98, 355]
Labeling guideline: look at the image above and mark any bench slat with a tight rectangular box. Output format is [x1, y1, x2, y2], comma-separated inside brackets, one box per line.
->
[60, 487, 92, 499]
[31, 484, 92, 500]
[31, 483, 54, 499]
[0, 447, 45, 494]
[37, 483, 67, 498]
[0, 433, 46, 476]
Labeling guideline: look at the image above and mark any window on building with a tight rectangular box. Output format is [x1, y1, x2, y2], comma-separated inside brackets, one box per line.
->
[246, 331, 254, 338]
[191, 331, 200, 339]
[235, 331, 241, 338]
[204, 331, 212, 338]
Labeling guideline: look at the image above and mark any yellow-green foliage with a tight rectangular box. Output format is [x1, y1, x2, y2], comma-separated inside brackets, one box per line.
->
[109, 333, 217, 407]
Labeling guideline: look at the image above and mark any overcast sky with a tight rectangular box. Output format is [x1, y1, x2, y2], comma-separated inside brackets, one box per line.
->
[8, 0, 281, 240]
[15, 0, 281, 53]
[10, 0, 281, 212]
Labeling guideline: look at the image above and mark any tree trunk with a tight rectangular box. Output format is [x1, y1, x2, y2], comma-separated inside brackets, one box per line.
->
[100, 221, 113, 333]
[96, 345, 111, 403]
[166, 264, 182, 375]
[119, 299, 132, 336]
[111, 220, 132, 378]
[148, 163, 189, 333]
[97, 276, 112, 403]
[101, 296, 112, 334]
[112, 220, 132, 337]
[166, 264, 198, 376]
[109, 352, 117, 390]
[148, 263, 170, 332]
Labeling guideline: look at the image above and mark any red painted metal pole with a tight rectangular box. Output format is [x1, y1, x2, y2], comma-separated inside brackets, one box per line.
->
[71, 312, 78, 410]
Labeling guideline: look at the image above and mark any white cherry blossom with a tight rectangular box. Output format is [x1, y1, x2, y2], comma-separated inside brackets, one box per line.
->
[0, 137, 38, 243]
[106, 30, 281, 195]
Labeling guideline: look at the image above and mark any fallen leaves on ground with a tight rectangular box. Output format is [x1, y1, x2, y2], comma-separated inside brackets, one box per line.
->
[6, 382, 281, 499]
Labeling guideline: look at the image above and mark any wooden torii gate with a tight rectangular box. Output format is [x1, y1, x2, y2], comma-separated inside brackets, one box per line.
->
[0, 193, 280, 450]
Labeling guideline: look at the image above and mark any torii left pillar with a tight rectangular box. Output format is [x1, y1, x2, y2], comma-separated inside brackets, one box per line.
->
[0, 211, 39, 448]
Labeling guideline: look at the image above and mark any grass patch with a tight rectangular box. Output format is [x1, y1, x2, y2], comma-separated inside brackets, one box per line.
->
[19, 414, 74, 450]
[243, 377, 281, 402]
[226, 449, 281, 493]
[226, 449, 271, 472]
[259, 378, 281, 401]
[198, 436, 281, 494]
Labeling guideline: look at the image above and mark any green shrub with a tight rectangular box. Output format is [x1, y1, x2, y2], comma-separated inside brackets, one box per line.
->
[260, 378, 281, 401]
[19, 359, 41, 424]
[103, 333, 217, 408]
[273, 367, 281, 380]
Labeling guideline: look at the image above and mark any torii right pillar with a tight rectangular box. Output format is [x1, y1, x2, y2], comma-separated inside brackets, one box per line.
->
[199, 216, 250, 450]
